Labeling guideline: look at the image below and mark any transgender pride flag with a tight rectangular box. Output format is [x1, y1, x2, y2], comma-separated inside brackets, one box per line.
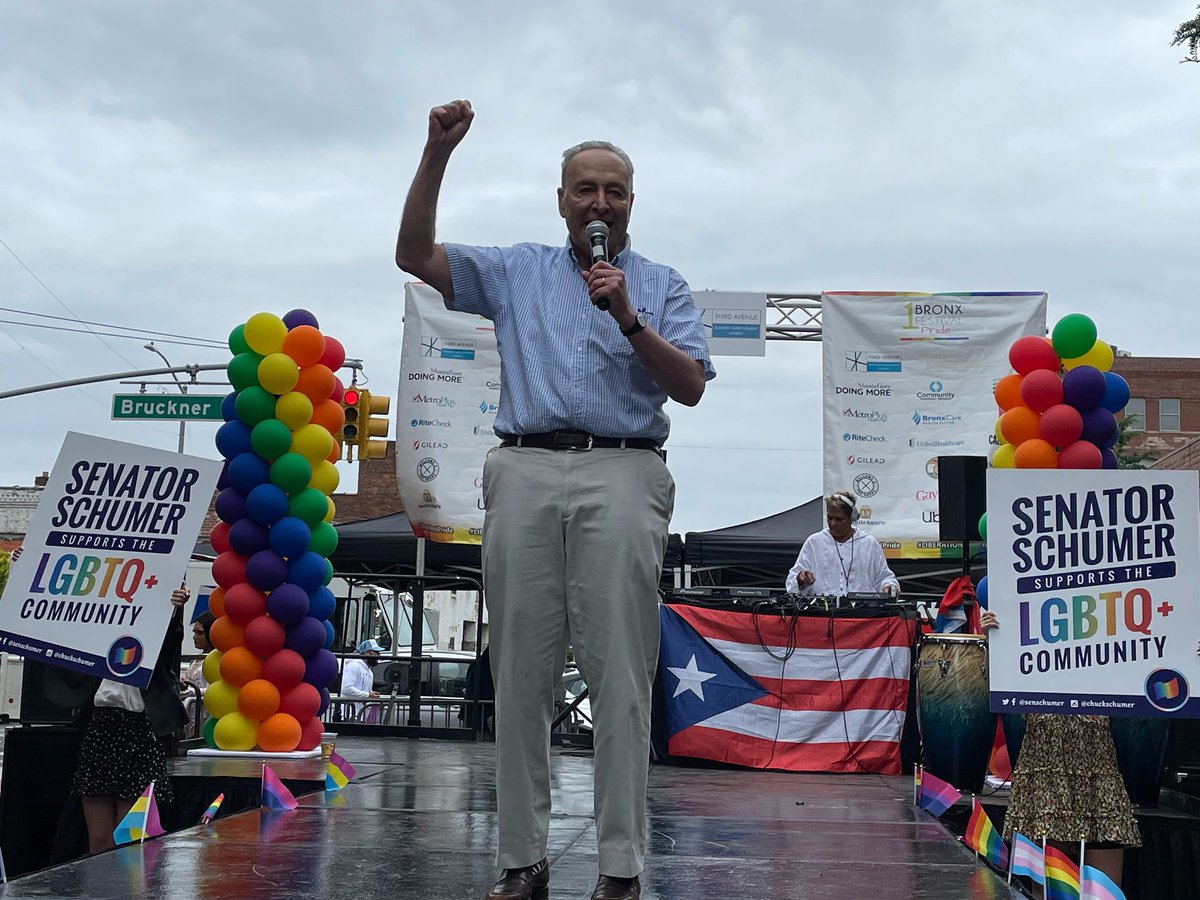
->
[1080, 865, 1127, 900]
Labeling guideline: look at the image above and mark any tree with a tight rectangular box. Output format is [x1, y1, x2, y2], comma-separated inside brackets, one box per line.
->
[0, 551, 10, 597]
[1114, 414, 1157, 468]
[1172, 5, 1200, 63]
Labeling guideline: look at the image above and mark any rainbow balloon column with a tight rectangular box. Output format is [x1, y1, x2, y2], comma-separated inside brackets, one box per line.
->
[991, 313, 1130, 472]
[202, 310, 348, 753]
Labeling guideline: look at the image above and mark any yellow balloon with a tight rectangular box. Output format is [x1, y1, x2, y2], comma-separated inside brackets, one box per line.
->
[275, 391, 314, 430]
[324, 496, 336, 522]
[214, 711, 260, 752]
[309, 460, 340, 495]
[993, 418, 1005, 445]
[202, 649, 223, 685]
[1063, 339, 1114, 373]
[203, 678, 239, 719]
[291, 423, 334, 463]
[258, 353, 300, 395]
[244, 312, 287, 356]
[991, 442, 1016, 469]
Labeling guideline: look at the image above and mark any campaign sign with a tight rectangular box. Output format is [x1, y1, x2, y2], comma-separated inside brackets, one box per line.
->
[987, 469, 1200, 718]
[0, 433, 221, 688]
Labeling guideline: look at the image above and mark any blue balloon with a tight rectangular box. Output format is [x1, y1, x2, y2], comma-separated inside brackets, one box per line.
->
[221, 390, 239, 422]
[976, 575, 989, 610]
[307, 585, 336, 622]
[323, 619, 335, 650]
[288, 551, 327, 592]
[214, 488, 247, 525]
[268, 516, 311, 559]
[1100, 371, 1131, 415]
[245, 483, 289, 526]
[228, 451, 270, 494]
[215, 421, 253, 460]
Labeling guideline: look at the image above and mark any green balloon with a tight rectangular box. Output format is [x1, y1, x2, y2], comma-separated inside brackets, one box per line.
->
[227, 352, 264, 392]
[229, 323, 251, 356]
[271, 452, 313, 494]
[234, 386, 276, 427]
[324, 557, 334, 585]
[289, 487, 329, 526]
[978, 512, 988, 543]
[250, 419, 293, 461]
[309, 521, 339, 557]
[1051, 313, 1097, 360]
[203, 715, 219, 749]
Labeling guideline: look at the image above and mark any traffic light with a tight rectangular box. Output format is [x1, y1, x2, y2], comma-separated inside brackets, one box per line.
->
[340, 388, 363, 461]
[356, 390, 391, 460]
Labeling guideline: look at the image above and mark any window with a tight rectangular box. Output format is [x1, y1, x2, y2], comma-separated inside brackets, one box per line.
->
[1126, 398, 1145, 432]
[1160, 398, 1181, 432]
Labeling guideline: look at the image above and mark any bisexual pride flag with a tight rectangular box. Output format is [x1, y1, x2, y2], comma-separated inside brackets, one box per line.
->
[962, 798, 1008, 869]
[325, 750, 357, 792]
[113, 782, 165, 845]
[1045, 845, 1081, 900]
[1080, 865, 1127, 900]
[917, 768, 962, 816]
[262, 764, 298, 811]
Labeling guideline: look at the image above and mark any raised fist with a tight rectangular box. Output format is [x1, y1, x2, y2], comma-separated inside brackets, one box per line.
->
[427, 100, 474, 150]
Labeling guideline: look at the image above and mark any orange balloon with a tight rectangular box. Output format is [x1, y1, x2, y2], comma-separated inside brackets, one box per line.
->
[210, 615, 245, 653]
[218, 645, 262, 687]
[294, 364, 336, 402]
[993, 373, 1023, 412]
[1014, 438, 1059, 469]
[310, 398, 346, 435]
[281, 325, 326, 368]
[999, 406, 1041, 446]
[208, 586, 226, 619]
[237, 678, 281, 721]
[258, 712, 302, 753]
[326, 441, 342, 463]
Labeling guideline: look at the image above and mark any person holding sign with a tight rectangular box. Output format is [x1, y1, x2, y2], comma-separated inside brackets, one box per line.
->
[785, 491, 900, 597]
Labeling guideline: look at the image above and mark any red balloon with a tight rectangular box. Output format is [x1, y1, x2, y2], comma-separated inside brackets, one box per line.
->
[262, 648, 306, 692]
[278, 682, 321, 721]
[297, 715, 324, 751]
[1008, 335, 1060, 376]
[319, 336, 346, 372]
[223, 583, 267, 625]
[1020, 369, 1064, 413]
[1058, 440, 1102, 469]
[210, 521, 232, 555]
[329, 377, 345, 405]
[1039, 404, 1083, 447]
[212, 552, 248, 589]
[244, 614, 287, 657]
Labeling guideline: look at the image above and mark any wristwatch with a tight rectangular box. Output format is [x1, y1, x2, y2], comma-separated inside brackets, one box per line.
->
[621, 312, 648, 337]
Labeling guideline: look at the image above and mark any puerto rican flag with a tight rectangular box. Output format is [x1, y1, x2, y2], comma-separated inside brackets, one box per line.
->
[659, 603, 915, 774]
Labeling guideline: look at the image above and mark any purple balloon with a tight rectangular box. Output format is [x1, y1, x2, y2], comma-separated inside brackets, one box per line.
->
[217, 460, 231, 492]
[323, 619, 335, 649]
[228, 518, 269, 557]
[1100, 371, 1131, 414]
[317, 686, 331, 716]
[246, 550, 288, 591]
[267, 583, 310, 626]
[304, 648, 339, 689]
[1062, 365, 1107, 410]
[1080, 407, 1118, 446]
[214, 488, 247, 525]
[283, 309, 320, 330]
[1101, 448, 1119, 469]
[288, 551, 328, 593]
[285, 616, 327, 658]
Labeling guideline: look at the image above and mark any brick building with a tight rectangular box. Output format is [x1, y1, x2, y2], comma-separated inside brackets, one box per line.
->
[1111, 355, 1200, 466]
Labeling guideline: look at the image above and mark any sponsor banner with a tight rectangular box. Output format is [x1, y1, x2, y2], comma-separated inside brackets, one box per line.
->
[987, 469, 1200, 718]
[395, 283, 501, 544]
[0, 433, 221, 687]
[821, 292, 1046, 557]
[694, 291, 766, 357]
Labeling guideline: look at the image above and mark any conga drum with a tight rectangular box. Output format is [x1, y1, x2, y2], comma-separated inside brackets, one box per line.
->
[1110, 716, 1172, 808]
[915, 633, 996, 793]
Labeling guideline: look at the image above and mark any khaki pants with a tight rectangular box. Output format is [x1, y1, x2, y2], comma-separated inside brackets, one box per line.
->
[482, 446, 674, 878]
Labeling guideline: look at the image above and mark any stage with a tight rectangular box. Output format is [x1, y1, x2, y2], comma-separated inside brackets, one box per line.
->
[0, 736, 1021, 899]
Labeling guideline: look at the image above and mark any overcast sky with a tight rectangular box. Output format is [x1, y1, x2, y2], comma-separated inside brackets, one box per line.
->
[1, 1, 1198, 534]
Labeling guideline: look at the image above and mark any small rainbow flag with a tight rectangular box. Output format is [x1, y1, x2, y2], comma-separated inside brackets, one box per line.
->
[1153, 678, 1180, 701]
[1009, 832, 1045, 885]
[917, 768, 962, 816]
[1045, 845, 1081, 900]
[962, 798, 1008, 868]
[199, 792, 224, 825]
[1080, 864, 1127, 900]
[913, 766, 922, 804]
[262, 764, 298, 811]
[325, 750, 357, 792]
[112, 782, 165, 845]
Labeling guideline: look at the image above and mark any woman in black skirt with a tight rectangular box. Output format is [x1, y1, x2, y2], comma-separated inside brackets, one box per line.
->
[73, 586, 191, 853]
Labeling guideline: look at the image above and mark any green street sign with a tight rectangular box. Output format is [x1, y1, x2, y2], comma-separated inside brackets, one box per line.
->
[112, 393, 225, 421]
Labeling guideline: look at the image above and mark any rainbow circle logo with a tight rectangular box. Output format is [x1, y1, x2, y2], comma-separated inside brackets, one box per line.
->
[106, 635, 144, 678]
[1145, 668, 1189, 713]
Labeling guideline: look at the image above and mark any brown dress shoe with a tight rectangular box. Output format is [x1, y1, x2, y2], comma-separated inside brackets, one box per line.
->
[486, 858, 550, 899]
[591, 874, 641, 900]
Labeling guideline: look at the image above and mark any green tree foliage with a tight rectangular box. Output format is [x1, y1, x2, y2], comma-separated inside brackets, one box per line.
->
[1115, 414, 1157, 468]
[1173, 5, 1200, 62]
[0, 552, 10, 597]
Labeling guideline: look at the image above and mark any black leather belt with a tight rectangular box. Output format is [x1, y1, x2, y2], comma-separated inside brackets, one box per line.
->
[499, 430, 665, 459]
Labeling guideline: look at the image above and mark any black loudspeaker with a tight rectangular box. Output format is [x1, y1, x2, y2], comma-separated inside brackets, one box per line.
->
[937, 456, 988, 542]
[19, 660, 97, 725]
[0, 726, 84, 877]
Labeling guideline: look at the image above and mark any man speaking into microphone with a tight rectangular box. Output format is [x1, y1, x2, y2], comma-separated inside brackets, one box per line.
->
[395, 100, 714, 900]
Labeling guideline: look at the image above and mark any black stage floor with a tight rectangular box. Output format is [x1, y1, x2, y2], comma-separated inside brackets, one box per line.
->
[1, 737, 1026, 899]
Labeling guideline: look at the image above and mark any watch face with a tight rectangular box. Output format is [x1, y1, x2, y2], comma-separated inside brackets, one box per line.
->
[636, 313, 648, 328]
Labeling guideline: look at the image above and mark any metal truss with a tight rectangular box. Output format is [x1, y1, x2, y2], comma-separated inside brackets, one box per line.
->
[764, 294, 823, 341]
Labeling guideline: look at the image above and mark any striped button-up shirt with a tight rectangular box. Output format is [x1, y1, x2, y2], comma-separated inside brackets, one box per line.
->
[444, 240, 715, 443]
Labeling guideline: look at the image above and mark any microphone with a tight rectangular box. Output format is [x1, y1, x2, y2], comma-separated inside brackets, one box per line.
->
[585, 220, 610, 310]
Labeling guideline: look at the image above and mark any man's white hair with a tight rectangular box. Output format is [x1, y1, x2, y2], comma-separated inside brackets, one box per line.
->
[561, 140, 634, 187]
